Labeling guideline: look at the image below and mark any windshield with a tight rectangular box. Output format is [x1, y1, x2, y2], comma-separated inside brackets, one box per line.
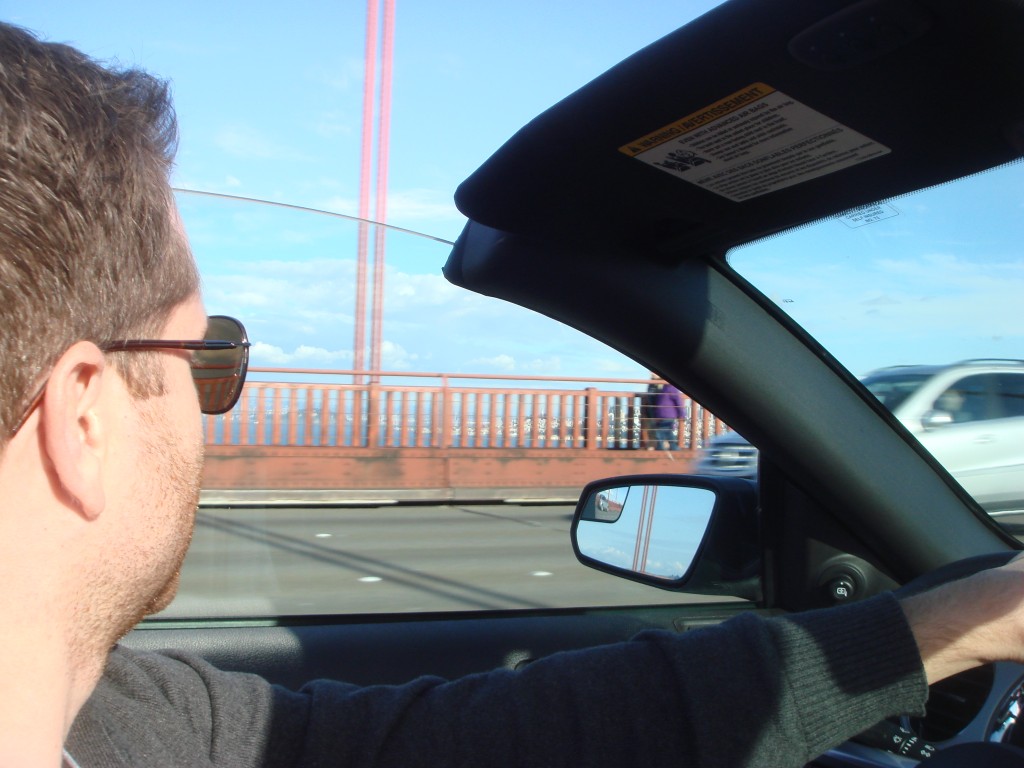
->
[861, 371, 935, 412]
[729, 161, 1024, 523]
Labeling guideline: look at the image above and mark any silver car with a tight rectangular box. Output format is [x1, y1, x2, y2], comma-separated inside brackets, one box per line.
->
[693, 431, 759, 480]
[695, 360, 1024, 515]
[864, 360, 1024, 515]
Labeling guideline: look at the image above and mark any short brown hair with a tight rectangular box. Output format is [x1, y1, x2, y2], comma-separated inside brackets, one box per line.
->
[0, 24, 200, 437]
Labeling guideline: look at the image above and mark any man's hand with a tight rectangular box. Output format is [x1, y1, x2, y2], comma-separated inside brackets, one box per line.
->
[901, 554, 1024, 684]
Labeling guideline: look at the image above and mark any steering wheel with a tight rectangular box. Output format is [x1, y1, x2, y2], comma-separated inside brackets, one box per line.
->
[916, 742, 1024, 765]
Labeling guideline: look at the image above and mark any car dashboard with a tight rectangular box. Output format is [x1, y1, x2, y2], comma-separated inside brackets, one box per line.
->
[821, 662, 1024, 765]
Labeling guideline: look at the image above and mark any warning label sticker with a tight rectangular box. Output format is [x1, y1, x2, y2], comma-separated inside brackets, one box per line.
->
[620, 83, 890, 202]
[838, 203, 900, 228]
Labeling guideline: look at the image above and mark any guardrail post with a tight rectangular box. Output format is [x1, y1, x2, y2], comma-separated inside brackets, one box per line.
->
[585, 387, 598, 450]
[367, 381, 381, 447]
[440, 375, 452, 449]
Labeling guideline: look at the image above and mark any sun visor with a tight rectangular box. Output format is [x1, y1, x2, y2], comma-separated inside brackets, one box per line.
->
[451, 0, 1024, 260]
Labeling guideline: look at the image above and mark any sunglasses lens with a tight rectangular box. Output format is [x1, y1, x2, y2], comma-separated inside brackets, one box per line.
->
[193, 316, 249, 414]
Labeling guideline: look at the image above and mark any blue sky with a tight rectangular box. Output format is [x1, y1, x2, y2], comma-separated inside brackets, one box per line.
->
[6, 2, 1021, 380]
[730, 164, 1024, 375]
[5, 1, 722, 381]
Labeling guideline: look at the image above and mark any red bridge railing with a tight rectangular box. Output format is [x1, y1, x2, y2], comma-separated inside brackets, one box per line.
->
[203, 369, 727, 451]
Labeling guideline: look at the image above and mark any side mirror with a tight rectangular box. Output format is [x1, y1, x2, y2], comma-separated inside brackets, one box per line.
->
[572, 475, 761, 600]
[921, 409, 954, 430]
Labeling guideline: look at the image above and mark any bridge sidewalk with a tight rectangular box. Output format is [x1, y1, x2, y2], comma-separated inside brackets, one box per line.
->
[198, 487, 583, 507]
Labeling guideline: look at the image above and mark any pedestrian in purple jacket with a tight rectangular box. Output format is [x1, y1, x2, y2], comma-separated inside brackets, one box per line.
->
[650, 383, 686, 451]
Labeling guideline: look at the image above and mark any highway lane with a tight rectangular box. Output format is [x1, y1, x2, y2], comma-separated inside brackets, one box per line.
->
[159, 503, 726, 619]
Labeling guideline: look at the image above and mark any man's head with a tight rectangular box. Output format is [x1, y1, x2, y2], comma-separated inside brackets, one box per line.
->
[0, 24, 207, 668]
[0, 23, 200, 438]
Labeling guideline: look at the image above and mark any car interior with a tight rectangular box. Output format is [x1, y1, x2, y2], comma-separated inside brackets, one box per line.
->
[123, 0, 1024, 763]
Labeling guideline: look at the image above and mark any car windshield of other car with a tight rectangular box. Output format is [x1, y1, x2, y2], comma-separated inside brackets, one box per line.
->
[728, 161, 1024, 529]
[860, 370, 937, 412]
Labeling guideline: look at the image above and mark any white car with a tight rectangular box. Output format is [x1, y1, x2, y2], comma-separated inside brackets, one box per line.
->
[696, 360, 1024, 515]
[863, 360, 1024, 516]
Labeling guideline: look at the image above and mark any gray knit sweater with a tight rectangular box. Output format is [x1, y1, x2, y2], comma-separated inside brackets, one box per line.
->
[65, 593, 927, 767]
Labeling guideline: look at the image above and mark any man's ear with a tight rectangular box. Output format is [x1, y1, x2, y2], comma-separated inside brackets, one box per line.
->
[39, 342, 109, 519]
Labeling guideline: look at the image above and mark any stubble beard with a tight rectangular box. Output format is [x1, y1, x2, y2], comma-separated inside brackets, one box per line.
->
[131, 404, 204, 623]
[80, 400, 205, 657]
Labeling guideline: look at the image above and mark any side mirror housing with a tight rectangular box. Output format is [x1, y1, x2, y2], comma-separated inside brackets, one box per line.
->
[921, 409, 955, 430]
[572, 474, 761, 601]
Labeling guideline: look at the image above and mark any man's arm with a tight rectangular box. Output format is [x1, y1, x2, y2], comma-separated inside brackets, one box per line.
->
[69, 561, 1024, 768]
[267, 594, 926, 767]
[69, 595, 928, 768]
[901, 554, 1024, 684]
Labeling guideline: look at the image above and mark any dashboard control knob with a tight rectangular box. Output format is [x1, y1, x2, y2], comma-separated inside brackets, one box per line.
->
[826, 575, 857, 602]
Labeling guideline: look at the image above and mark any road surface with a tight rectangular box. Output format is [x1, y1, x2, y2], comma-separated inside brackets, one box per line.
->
[160, 503, 726, 619]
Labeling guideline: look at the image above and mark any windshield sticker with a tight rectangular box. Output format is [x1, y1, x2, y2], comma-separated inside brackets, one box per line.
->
[620, 83, 890, 202]
[838, 203, 900, 228]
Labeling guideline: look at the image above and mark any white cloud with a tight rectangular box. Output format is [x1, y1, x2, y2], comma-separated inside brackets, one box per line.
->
[321, 188, 465, 226]
[312, 58, 365, 92]
[204, 272, 349, 315]
[379, 340, 419, 370]
[385, 271, 465, 309]
[592, 358, 637, 374]
[313, 111, 354, 139]
[221, 291, 272, 308]
[214, 126, 307, 161]
[385, 189, 465, 223]
[470, 354, 516, 371]
[251, 341, 352, 367]
[178, 201, 636, 380]
[322, 196, 359, 216]
[521, 357, 561, 374]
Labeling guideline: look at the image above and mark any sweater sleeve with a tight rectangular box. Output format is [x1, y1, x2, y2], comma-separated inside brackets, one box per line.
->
[66, 645, 275, 767]
[264, 592, 927, 768]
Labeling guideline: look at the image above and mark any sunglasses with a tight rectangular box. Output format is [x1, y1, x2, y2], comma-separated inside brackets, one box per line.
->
[11, 315, 250, 436]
